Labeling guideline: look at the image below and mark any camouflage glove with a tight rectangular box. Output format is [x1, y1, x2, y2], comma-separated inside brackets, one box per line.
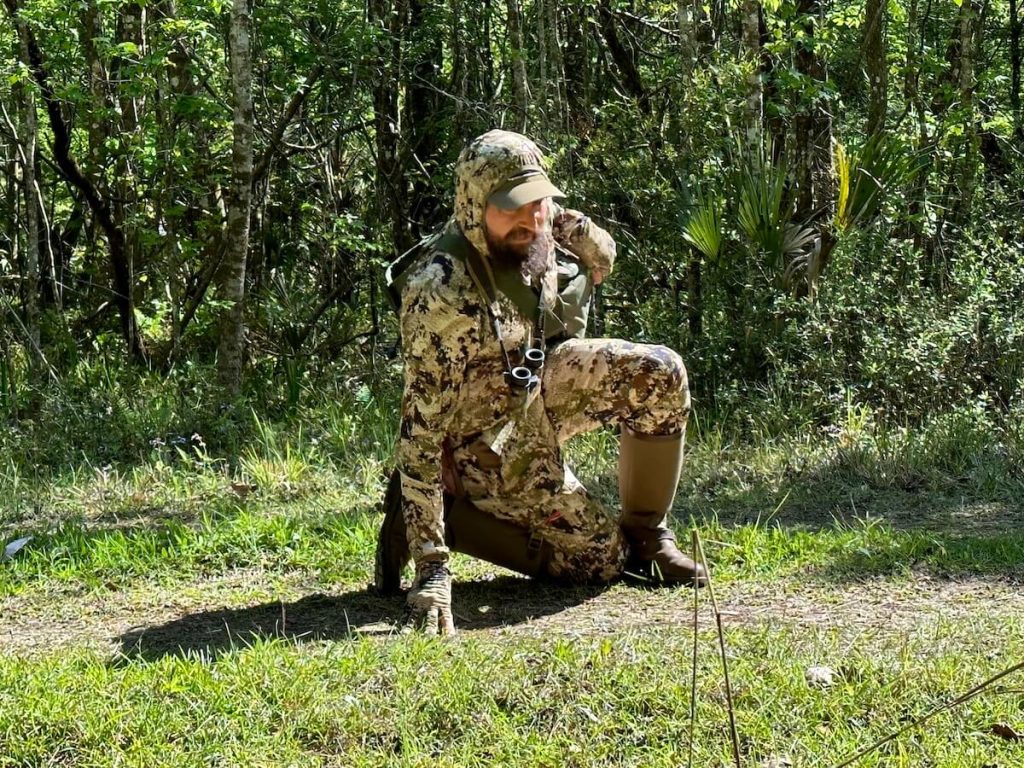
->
[552, 208, 588, 240]
[403, 553, 456, 637]
[552, 209, 613, 284]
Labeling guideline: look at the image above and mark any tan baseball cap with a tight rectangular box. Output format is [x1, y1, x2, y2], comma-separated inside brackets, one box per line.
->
[488, 164, 565, 210]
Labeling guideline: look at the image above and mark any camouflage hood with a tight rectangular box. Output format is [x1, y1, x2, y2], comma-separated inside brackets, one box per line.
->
[453, 129, 557, 256]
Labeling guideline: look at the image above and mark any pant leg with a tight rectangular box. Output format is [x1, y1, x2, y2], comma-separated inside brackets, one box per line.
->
[541, 338, 690, 442]
[446, 339, 688, 582]
[450, 401, 627, 583]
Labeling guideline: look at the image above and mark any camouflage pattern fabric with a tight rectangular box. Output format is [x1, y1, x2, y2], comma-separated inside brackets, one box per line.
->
[396, 129, 690, 583]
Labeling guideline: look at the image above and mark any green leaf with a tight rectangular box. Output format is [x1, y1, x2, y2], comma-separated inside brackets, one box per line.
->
[682, 194, 724, 261]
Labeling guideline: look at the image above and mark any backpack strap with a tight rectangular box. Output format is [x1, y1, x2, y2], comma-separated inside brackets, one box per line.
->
[385, 232, 441, 312]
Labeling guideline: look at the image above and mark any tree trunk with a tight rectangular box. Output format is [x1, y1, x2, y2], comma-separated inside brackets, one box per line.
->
[562, 4, 591, 138]
[216, 0, 255, 396]
[537, 0, 547, 113]
[506, 0, 530, 130]
[404, 0, 444, 239]
[793, 0, 834, 221]
[370, 0, 410, 253]
[955, 0, 980, 225]
[678, 0, 702, 339]
[481, 0, 495, 101]
[14, 25, 40, 353]
[597, 1, 650, 115]
[113, 0, 146, 363]
[5, 0, 147, 362]
[450, 0, 468, 135]
[543, 0, 565, 129]
[79, 1, 110, 190]
[902, 0, 929, 251]
[679, 0, 698, 75]
[1011, 0, 1022, 141]
[864, 0, 888, 136]
[741, 0, 763, 149]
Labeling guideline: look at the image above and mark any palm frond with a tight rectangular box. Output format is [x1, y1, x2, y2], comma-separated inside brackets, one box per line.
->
[834, 135, 922, 233]
[682, 193, 724, 261]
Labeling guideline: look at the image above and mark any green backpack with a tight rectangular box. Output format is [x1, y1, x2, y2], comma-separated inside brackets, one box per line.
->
[385, 229, 592, 343]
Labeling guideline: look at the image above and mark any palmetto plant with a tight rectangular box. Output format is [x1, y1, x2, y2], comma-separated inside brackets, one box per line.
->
[681, 190, 724, 262]
[734, 150, 817, 279]
[682, 148, 816, 291]
[834, 134, 922, 233]
[683, 137, 920, 298]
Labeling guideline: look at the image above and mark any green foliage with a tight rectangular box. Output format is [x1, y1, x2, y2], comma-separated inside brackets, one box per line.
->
[681, 191, 723, 263]
[1, 0, 1022, 482]
[734, 149, 814, 272]
[834, 135, 924, 233]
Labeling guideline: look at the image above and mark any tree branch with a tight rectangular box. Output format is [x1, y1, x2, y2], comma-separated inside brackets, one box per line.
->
[3, 0, 146, 361]
[252, 63, 325, 189]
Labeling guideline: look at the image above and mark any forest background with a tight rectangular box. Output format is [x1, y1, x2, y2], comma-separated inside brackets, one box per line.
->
[1, 0, 1022, 467]
[2, 1, 1024, 764]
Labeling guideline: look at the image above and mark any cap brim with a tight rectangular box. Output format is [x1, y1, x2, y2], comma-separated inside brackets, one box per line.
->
[489, 178, 565, 210]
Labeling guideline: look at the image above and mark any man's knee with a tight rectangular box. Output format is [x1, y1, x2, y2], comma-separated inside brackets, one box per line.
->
[635, 344, 689, 411]
[652, 345, 688, 394]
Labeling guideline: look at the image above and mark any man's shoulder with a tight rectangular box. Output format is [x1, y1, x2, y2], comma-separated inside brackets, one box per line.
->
[402, 245, 479, 314]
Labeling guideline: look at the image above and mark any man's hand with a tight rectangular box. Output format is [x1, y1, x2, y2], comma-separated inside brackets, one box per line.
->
[552, 208, 614, 284]
[552, 209, 588, 247]
[403, 556, 456, 636]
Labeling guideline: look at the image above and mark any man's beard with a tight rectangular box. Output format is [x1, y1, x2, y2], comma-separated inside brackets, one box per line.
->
[484, 227, 552, 280]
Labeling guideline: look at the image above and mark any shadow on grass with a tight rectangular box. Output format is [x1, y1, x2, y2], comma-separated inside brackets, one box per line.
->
[116, 577, 606, 662]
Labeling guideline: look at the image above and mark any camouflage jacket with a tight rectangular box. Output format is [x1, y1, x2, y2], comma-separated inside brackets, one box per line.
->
[396, 205, 616, 567]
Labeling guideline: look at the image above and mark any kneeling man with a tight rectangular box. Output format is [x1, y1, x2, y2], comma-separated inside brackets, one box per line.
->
[377, 129, 706, 635]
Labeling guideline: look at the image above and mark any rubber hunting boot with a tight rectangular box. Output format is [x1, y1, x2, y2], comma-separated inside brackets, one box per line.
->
[618, 425, 707, 587]
[375, 469, 410, 595]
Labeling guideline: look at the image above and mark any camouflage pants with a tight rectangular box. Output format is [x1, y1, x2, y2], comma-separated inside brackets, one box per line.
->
[451, 339, 690, 582]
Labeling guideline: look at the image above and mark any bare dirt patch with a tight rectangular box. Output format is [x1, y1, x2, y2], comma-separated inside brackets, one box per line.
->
[3, 565, 1021, 660]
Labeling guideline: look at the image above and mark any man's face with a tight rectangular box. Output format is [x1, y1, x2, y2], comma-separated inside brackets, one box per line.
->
[483, 198, 550, 271]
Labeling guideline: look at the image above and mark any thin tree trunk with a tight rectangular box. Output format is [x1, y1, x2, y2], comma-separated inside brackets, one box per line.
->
[405, 0, 443, 239]
[5, 0, 147, 362]
[793, 0, 834, 221]
[544, 0, 565, 129]
[79, 1, 109, 188]
[216, 0, 255, 396]
[113, 1, 145, 363]
[864, 0, 888, 136]
[370, 0, 410, 253]
[955, 0, 980, 224]
[481, 0, 495, 101]
[742, 0, 763, 149]
[679, 0, 697, 74]
[14, 28, 40, 353]
[902, 0, 930, 252]
[597, 1, 650, 115]
[930, 0, 981, 276]
[537, 0, 547, 117]
[677, 0, 702, 339]
[1011, 0, 1021, 141]
[450, 0, 468, 136]
[507, 0, 530, 130]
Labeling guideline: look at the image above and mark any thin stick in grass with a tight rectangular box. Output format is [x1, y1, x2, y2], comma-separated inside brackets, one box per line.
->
[688, 529, 700, 768]
[831, 659, 1024, 768]
[695, 530, 742, 768]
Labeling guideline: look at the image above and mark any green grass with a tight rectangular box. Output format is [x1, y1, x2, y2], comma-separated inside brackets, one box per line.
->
[1, 392, 1023, 766]
[2, 624, 1023, 766]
